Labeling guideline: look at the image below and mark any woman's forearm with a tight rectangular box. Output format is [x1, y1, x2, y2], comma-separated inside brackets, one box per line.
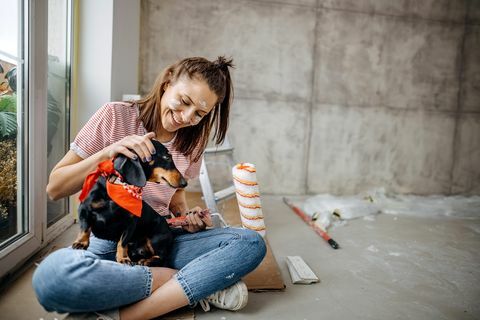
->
[46, 150, 110, 201]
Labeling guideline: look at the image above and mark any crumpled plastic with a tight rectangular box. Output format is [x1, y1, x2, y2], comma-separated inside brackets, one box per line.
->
[301, 188, 480, 230]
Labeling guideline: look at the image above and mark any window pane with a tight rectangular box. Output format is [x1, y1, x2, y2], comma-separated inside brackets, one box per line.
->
[47, 0, 71, 227]
[0, 0, 26, 245]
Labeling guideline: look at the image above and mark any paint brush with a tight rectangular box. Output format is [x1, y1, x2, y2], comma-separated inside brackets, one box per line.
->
[283, 197, 340, 249]
[167, 209, 211, 226]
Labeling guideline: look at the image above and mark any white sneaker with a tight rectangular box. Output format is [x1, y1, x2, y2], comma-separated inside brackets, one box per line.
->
[199, 280, 249, 312]
[63, 309, 119, 320]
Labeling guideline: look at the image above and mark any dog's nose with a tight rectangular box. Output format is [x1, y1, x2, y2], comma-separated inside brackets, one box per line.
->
[179, 177, 188, 188]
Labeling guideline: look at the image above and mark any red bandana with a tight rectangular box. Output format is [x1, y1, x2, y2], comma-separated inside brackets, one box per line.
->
[79, 159, 143, 217]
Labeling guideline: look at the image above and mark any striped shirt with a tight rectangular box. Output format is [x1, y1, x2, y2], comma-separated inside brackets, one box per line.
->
[70, 102, 203, 216]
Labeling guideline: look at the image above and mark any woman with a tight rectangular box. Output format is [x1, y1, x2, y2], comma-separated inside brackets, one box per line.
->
[32, 56, 267, 320]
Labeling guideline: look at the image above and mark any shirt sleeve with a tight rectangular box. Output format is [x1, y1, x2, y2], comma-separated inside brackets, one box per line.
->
[70, 104, 115, 159]
[184, 154, 203, 180]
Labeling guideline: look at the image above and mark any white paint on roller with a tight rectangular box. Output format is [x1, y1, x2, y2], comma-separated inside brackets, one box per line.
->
[232, 163, 266, 237]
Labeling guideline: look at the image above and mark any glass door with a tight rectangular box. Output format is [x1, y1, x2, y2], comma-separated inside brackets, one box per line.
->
[47, 0, 71, 227]
[0, 0, 27, 249]
[0, 0, 73, 279]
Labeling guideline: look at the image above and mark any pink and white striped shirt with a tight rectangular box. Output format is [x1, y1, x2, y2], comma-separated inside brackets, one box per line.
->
[70, 102, 203, 216]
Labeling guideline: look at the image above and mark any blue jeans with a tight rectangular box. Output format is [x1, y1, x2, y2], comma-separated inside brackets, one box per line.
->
[32, 227, 266, 313]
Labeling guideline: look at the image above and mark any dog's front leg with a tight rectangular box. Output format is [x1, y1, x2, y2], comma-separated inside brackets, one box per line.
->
[116, 217, 137, 265]
[72, 204, 91, 249]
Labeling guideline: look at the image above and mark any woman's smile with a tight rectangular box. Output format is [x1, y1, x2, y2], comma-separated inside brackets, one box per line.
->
[170, 110, 184, 127]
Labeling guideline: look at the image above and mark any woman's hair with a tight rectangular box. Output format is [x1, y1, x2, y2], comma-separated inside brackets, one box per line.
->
[136, 56, 234, 162]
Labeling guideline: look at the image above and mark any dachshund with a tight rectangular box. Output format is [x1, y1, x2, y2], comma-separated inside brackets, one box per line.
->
[72, 140, 187, 266]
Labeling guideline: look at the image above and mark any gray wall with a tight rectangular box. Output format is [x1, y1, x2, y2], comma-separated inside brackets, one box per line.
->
[139, 0, 480, 196]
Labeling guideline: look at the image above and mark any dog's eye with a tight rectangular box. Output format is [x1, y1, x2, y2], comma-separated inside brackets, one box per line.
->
[162, 155, 171, 161]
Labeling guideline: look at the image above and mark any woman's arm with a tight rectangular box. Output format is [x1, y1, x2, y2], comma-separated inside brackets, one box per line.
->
[47, 132, 156, 201]
[46, 150, 110, 201]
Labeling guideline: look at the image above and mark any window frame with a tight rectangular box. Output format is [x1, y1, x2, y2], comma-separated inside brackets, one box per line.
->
[0, 0, 74, 280]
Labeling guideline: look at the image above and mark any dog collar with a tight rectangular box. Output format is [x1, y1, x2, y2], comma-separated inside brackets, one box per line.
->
[107, 176, 143, 217]
[79, 159, 143, 217]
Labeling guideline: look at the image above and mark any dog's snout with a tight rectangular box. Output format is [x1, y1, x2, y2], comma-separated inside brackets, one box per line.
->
[179, 176, 187, 188]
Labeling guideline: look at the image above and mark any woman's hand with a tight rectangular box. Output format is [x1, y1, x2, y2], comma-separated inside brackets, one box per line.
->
[104, 132, 156, 162]
[182, 207, 213, 233]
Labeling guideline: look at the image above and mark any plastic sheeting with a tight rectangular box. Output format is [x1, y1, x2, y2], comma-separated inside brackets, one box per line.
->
[301, 188, 480, 230]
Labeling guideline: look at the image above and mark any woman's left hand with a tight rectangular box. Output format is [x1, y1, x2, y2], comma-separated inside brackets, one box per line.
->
[182, 207, 213, 233]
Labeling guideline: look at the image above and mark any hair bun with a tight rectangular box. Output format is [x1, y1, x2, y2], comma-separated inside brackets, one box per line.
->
[214, 56, 234, 72]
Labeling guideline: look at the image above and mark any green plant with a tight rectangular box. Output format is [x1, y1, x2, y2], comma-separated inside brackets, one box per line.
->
[0, 112, 16, 139]
[0, 63, 18, 139]
[0, 94, 16, 112]
[0, 94, 17, 138]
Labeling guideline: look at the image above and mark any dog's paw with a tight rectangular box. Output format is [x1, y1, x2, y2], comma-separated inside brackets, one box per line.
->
[117, 256, 134, 265]
[136, 255, 161, 266]
[137, 258, 150, 266]
[72, 241, 89, 250]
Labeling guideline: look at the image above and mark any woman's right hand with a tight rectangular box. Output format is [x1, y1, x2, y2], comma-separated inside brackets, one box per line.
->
[46, 132, 157, 200]
[104, 132, 156, 162]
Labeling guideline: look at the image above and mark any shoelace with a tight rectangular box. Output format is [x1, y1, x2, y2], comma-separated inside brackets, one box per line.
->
[199, 290, 227, 312]
[199, 299, 211, 312]
[95, 312, 116, 320]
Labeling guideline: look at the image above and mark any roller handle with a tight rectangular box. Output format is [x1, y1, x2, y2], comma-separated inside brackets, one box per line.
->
[283, 197, 340, 250]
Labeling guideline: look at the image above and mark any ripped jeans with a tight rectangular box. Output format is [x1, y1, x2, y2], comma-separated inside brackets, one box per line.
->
[32, 227, 266, 313]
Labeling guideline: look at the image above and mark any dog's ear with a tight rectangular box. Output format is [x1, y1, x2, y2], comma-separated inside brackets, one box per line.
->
[113, 155, 147, 187]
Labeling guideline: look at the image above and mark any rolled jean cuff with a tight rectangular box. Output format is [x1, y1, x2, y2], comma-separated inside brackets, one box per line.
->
[142, 266, 153, 298]
[174, 270, 195, 306]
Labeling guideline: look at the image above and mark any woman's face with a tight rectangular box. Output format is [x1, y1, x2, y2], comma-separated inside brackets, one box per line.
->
[160, 76, 218, 132]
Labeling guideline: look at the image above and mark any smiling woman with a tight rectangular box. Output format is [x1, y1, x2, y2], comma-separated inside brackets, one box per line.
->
[137, 56, 233, 163]
[34, 56, 267, 319]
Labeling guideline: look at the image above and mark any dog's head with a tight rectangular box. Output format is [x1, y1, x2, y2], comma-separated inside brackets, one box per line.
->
[113, 140, 187, 188]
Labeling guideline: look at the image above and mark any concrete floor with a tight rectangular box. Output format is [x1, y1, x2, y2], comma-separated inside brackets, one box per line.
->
[0, 195, 479, 320]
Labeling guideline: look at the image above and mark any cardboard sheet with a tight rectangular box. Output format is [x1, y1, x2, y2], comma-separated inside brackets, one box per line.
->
[185, 192, 285, 292]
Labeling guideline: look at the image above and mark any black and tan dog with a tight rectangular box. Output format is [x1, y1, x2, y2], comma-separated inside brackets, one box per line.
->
[72, 140, 187, 266]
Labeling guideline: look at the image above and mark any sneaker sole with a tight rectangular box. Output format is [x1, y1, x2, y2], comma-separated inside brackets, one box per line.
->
[231, 281, 249, 310]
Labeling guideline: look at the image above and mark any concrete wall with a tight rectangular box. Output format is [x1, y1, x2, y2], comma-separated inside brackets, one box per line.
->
[139, 0, 480, 196]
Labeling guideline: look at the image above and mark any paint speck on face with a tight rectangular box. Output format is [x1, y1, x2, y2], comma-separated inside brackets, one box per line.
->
[169, 99, 181, 110]
[200, 100, 207, 108]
